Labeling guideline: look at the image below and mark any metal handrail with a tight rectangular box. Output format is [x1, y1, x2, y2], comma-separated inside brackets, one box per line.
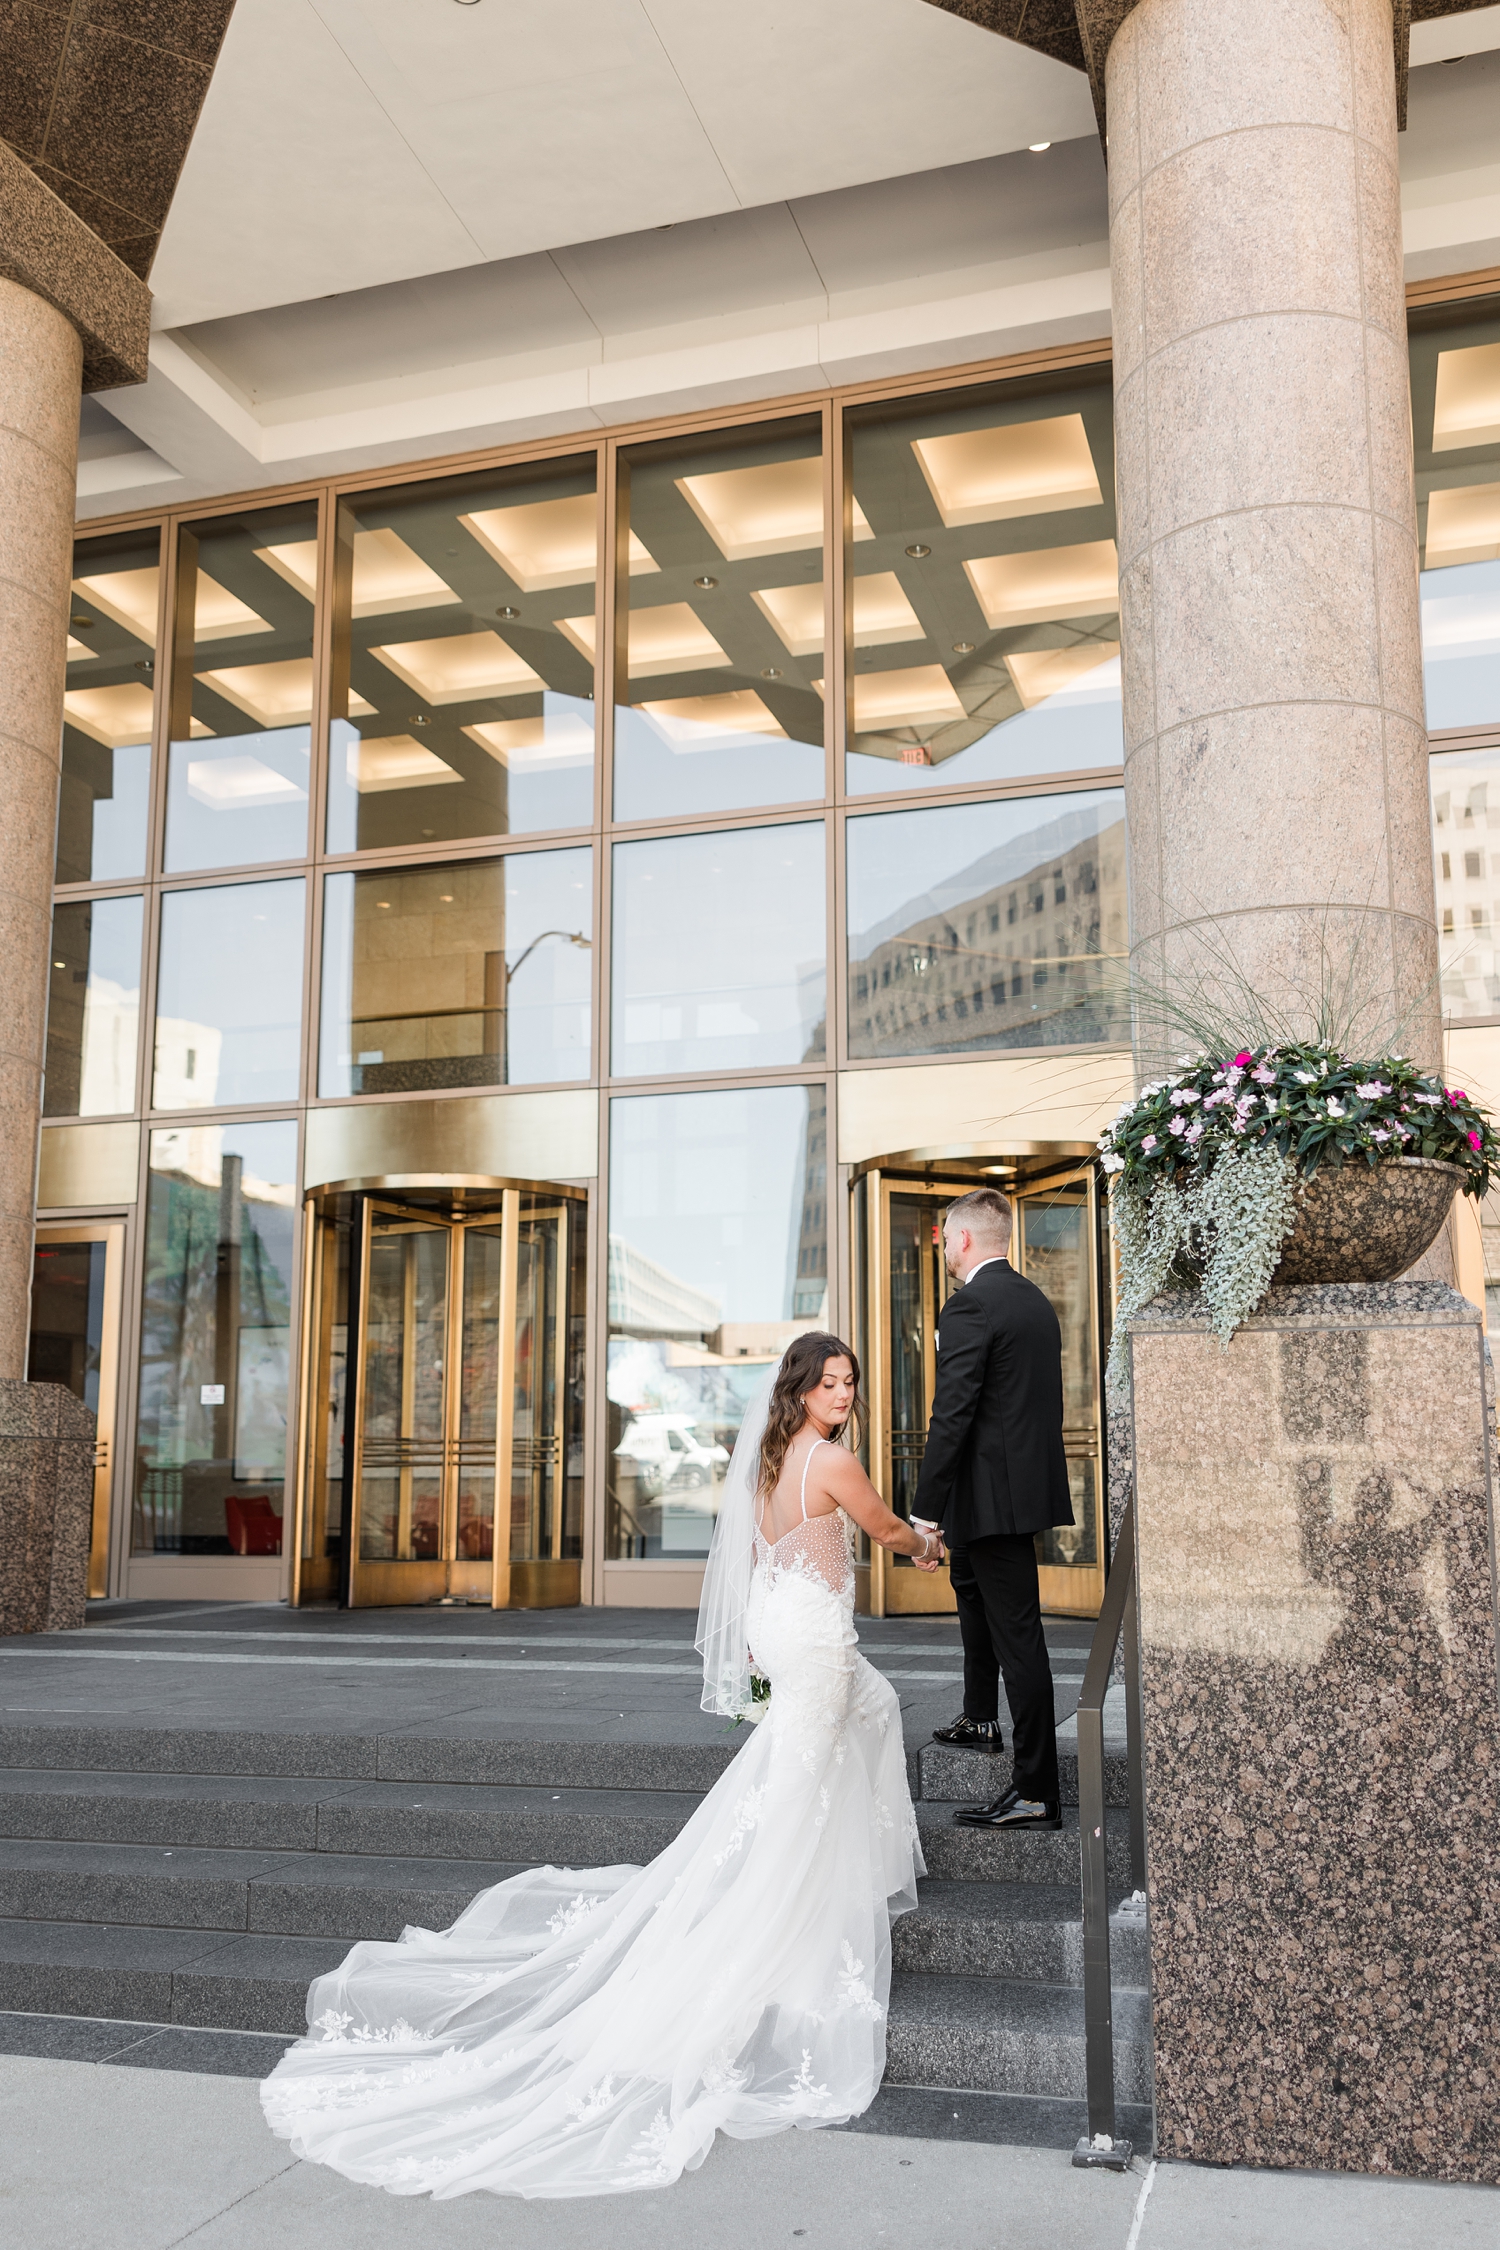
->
[1071, 1496, 1146, 2171]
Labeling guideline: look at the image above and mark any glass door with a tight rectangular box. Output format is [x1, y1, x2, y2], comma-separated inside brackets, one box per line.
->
[298, 1184, 586, 1607]
[28, 1223, 126, 1597]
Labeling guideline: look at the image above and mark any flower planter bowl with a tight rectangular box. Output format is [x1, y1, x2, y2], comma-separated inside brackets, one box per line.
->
[1271, 1157, 1466, 1286]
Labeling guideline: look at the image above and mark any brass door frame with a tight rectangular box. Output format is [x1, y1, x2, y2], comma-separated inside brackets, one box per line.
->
[1014, 1166, 1106, 1619]
[858, 1163, 1108, 1621]
[32, 1220, 126, 1599]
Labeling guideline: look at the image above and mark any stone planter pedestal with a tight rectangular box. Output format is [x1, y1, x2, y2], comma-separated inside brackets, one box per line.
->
[0, 1380, 96, 1635]
[1126, 1281, 1500, 2182]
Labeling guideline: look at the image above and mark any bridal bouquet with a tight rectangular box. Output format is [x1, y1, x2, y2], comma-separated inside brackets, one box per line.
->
[730, 1672, 772, 1730]
[1098, 1042, 1498, 1372]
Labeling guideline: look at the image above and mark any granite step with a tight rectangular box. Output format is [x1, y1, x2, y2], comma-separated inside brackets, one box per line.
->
[0, 1768, 706, 1865]
[914, 1802, 1133, 1886]
[0, 1838, 1148, 1986]
[0, 1918, 1155, 2069]
[893, 1881, 1149, 1988]
[0, 1917, 345, 2035]
[0, 1838, 527, 1941]
[886, 1973, 1153, 2104]
[0, 1723, 739, 1795]
[919, 1740, 1130, 1810]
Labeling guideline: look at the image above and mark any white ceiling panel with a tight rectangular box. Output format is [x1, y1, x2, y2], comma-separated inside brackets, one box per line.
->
[639, 0, 1095, 207]
[308, 0, 740, 260]
[151, 0, 487, 328]
[151, 0, 1094, 328]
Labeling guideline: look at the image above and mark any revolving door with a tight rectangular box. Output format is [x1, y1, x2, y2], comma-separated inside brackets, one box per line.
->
[295, 1183, 586, 1607]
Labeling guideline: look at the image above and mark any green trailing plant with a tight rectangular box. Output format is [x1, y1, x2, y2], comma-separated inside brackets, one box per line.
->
[1099, 1042, 1498, 1378]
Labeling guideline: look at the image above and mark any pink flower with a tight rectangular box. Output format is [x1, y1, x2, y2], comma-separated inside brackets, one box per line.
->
[1251, 1064, 1277, 1085]
[1233, 1051, 1253, 1067]
[1470, 1130, 1483, 1152]
[1141, 1133, 1158, 1152]
[1448, 1089, 1464, 1106]
[1184, 1120, 1204, 1145]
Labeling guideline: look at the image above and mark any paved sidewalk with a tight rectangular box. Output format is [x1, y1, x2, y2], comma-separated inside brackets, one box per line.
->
[2, 2056, 1494, 2250]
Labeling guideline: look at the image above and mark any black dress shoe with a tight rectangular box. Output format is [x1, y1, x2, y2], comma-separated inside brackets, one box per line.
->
[953, 1785, 1061, 1831]
[931, 1713, 1006, 1752]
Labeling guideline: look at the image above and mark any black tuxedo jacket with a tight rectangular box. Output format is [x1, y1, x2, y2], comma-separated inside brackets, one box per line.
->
[912, 1257, 1073, 1545]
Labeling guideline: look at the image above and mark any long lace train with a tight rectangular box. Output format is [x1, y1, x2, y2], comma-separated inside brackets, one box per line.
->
[260, 1551, 922, 2200]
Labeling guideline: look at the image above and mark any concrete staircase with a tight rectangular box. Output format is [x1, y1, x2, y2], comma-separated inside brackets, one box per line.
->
[0, 1720, 1151, 2140]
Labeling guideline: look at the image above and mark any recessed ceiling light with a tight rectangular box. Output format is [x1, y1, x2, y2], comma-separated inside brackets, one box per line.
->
[69, 614, 93, 629]
[377, 901, 391, 909]
[1029, 141, 1052, 152]
[762, 667, 783, 680]
[952, 641, 976, 654]
[904, 543, 932, 559]
[53, 959, 65, 969]
[693, 575, 718, 589]
[409, 713, 431, 726]
[496, 605, 520, 620]
[439, 893, 454, 902]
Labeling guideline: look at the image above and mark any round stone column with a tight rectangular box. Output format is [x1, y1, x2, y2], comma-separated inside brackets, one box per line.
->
[0, 276, 81, 1378]
[1109, 0, 1437, 1076]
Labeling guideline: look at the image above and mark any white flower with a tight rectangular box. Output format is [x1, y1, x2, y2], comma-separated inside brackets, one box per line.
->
[1415, 1092, 1441, 1107]
[1170, 1086, 1200, 1105]
[1251, 1064, 1277, 1084]
[1101, 1152, 1125, 1174]
[1294, 1070, 1319, 1084]
[1325, 1099, 1345, 1118]
[1167, 1115, 1187, 1136]
[1184, 1120, 1205, 1144]
[1354, 1082, 1388, 1100]
[1372, 1127, 1392, 1142]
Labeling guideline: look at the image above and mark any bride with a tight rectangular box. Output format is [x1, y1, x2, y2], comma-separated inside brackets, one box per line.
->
[260, 1332, 945, 2200]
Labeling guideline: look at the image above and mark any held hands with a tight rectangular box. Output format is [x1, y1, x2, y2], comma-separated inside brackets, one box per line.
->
[911, 1517, 945, 1574]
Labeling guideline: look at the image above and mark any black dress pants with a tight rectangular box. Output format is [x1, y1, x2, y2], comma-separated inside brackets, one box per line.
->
[948, 1534, 1059, 1806]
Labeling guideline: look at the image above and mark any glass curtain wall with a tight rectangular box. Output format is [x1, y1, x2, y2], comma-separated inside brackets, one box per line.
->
[327, 457, 598, 850]
[61, 526, 159, 883]
[842, 368, 1121, 795]
[1415, 299, 1500, 1022]
[63, 353, 1157, 1596]
[134, 1121, 298, 1555]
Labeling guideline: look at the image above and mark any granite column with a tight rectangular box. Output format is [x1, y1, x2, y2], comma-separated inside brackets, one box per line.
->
[0, 274, 81, 1380]
[1109, 0, 1438, 1073]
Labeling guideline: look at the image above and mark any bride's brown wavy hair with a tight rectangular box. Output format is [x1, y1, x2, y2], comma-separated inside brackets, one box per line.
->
[757, 1332, 866, 1497]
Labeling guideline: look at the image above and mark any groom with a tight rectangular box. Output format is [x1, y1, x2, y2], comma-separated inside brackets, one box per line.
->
[913, 1187, 1073, 1831]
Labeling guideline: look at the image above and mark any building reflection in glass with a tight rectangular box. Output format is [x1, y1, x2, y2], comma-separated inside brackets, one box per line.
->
[154, 877, 305, 1108]
[133, 1120, 298, 1556]
[61, 528, 159, 884]
[1432, 745, 1500, 1018]
[611, 821, 826, 1075]
[326, 457, 598, 851]
[45, 894, 143, 1117]
[614, 417, 826, 821]
[165, 504, 319, 872]
[319, 849, 592, 1096]
[846, 789, 1126, 1057]
[1415, 305, 1500, 733]
[606, 1084, 827, 1559]
[843, 370, 1121, 796]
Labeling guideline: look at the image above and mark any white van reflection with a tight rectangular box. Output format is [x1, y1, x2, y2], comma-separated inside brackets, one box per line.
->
[613, 1414, 731, 1502]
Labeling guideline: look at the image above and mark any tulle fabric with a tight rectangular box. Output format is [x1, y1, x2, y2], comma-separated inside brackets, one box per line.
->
[259, 1546, 923, 2200]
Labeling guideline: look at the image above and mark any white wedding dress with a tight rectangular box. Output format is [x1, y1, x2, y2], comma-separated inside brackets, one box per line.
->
[260, 1431, 923, 2200]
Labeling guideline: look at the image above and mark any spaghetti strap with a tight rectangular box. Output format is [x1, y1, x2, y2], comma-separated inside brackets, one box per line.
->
[799, 1437, 826, 1521]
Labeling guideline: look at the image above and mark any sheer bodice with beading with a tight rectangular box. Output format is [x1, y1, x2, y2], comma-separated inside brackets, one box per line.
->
[260, 1428, 921, 2202]
[752, 1437, 855, 1598]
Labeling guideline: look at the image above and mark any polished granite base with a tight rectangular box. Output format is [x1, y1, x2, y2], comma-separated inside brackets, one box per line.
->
[1128, 1283, 1500, 2183]
[0, 1381, 95, 1637]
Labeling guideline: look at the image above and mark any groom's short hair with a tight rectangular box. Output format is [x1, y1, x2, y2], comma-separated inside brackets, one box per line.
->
[945, 1187, 1013, 1248]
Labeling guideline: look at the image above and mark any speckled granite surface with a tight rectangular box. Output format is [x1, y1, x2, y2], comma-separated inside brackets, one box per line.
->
[0, 1381, 95, 1637]
[1127, 1283, 1500, 2181]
